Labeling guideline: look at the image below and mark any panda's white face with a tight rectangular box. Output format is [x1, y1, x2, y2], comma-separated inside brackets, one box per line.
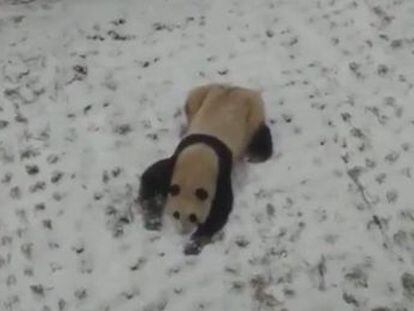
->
[165, 144, 218, 234]
[165, 184, 212, 234]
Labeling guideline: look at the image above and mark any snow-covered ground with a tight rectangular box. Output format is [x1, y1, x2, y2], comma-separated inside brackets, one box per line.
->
[1, 0, 414, 310]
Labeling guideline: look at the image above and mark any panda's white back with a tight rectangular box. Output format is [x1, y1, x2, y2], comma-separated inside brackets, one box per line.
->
[187, 85, 265, 160]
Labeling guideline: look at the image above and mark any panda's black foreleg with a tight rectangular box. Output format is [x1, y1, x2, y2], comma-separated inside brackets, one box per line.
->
[184, 219, 229, 255]
[138, 158, 173, 230]
[246, 123, 273, 163]
[139, 194, 165, 231]
[184, 183, 233, 255]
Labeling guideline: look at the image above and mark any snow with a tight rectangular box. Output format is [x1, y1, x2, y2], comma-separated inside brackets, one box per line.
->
[1, 0, 414, 310]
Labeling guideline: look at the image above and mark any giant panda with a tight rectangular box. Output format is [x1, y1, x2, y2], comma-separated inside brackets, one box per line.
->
[139, 84, 273, 255]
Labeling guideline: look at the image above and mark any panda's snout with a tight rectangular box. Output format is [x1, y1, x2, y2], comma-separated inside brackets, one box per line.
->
[181, 217, 198, 235]
[179, 226, 193, 235]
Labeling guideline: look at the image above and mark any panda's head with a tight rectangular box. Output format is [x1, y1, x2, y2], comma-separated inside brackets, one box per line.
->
[165, 144, 219, 234]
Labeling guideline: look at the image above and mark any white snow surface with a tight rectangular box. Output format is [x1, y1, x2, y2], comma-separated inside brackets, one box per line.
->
[1, 0, 414, 310]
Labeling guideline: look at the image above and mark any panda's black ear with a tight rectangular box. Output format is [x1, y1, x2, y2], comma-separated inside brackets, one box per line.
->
[139, 157, 175, 230]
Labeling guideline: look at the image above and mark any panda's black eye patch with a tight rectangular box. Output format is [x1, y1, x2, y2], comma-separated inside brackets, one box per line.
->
[169, 184, 180, 196]
[195, 188, 208, 201]
[173, 211, 180, 219]
[189, 214, 198, 223]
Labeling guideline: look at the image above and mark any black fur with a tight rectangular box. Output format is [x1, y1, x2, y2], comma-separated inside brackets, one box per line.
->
[139, 158, 174, 201]
[139, 158, 174, 230]
[176, 135, 233, 255]
[139, 134, 234, 254]
[246, 123, 273, 163]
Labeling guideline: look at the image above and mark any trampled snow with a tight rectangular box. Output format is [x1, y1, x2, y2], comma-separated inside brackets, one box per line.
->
[1, 0, 413, 310]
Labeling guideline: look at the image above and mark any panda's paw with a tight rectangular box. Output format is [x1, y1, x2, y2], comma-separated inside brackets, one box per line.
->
[140, 197, 165, 231]
[142, 211, 163, 231]
[184, 236, 212, 255]
[247, 155, 266, 163]
[143, 217, 162, 231]
[184, 240, 203, 255]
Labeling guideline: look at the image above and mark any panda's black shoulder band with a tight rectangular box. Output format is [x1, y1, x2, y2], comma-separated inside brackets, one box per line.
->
[139, 134, 233, 237]
[174, 134, 233, 172]
[175, 134, 234, 250]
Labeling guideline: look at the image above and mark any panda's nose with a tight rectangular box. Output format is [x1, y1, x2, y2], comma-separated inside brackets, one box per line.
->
[181, 221, 196, 234]
[180, 226, 192, 234]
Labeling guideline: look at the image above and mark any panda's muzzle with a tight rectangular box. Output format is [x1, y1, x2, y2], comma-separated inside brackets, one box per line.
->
[172, 210, 199, 224]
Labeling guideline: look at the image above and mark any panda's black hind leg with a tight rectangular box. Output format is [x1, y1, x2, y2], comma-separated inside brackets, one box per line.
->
[138, 158, 173, 230]
[246, 123, 273, 163]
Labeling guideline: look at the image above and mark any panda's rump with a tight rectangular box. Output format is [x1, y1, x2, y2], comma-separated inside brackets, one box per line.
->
[187, 98, 248, 158]
[187, 86, 264, 159]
